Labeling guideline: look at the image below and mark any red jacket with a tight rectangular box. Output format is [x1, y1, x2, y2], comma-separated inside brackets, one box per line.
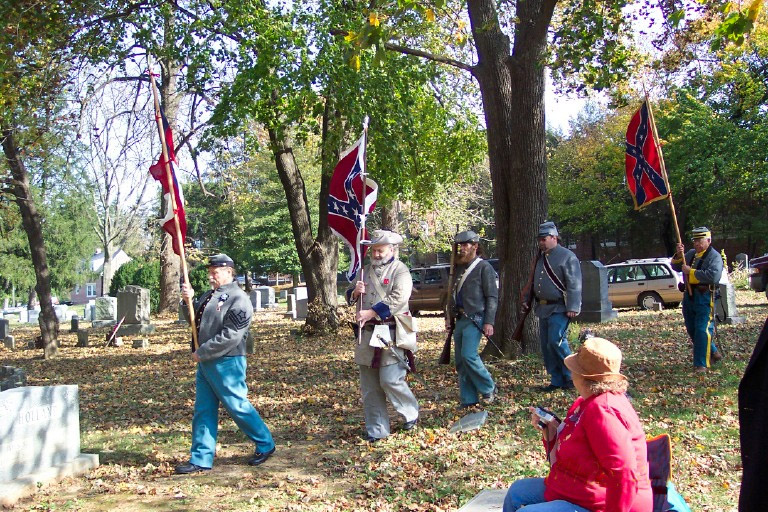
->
[543, 393, 653, 512]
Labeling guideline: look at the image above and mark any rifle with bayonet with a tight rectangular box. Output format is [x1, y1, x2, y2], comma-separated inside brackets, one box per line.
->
[512, 250, 542, 341]
[439, 234, 459, 365]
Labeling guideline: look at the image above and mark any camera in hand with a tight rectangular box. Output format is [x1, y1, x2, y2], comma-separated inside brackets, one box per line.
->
[534, 406, 556, 429]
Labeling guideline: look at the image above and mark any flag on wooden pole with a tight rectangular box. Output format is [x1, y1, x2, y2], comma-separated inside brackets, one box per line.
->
[625, 101, 670, 210]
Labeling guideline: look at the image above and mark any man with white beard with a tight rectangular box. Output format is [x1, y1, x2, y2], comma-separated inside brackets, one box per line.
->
[347, 230, 419, 442]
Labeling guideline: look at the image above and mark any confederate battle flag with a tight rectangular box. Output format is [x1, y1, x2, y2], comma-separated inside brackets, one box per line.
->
[328, 132, 378, 282]
[625, 101, 669, 210]
[149, 108, 187, 255]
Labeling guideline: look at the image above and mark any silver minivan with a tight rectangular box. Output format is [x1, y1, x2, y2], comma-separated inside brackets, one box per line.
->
[606, 258, 684, 309]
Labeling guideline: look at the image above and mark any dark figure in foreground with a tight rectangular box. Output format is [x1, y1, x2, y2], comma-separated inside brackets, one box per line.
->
[175, 253, 275, 474]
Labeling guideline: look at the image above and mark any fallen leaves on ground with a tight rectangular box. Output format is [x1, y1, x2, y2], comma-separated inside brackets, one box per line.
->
[2, 292, 765, 511]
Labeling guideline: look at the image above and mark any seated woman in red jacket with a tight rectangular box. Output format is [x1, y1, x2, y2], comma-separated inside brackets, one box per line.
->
[503, 337, 653, 512]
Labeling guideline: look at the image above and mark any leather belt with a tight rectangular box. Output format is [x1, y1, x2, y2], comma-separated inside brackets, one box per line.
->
[694, 285, 714, 293]
[363, 319, 396, 329]
[537, 299, 564, 305]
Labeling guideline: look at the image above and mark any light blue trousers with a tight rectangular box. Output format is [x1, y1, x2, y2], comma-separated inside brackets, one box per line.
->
[190, 356, 274, 468]
[682, 290, 719, 368]
[503, 477, 590, 512]
[454, 316, 495, 406]
[538, 313, 572, 387]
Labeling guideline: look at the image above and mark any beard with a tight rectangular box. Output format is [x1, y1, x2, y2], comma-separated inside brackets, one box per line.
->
[371, 256, 388, 267]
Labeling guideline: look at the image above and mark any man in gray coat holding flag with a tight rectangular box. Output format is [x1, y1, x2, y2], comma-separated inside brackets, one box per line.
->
[523, 222, 582, 392]
[446, 230, 498, 407]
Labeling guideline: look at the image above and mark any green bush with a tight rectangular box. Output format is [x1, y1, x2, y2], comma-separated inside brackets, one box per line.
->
[110, 259, 161, 313]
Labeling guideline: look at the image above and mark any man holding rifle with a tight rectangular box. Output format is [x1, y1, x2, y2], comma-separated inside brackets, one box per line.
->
[523, 222, 582, 392]
[445, 230, 498, 408]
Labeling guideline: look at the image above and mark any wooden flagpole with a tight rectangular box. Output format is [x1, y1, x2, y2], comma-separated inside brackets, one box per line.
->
[147, 55, 199, 350]
[356, 116, 370, 346]
[642, 87, 691, 295]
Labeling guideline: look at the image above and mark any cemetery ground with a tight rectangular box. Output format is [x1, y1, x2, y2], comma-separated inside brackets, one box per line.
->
[2, 292, 766, 512]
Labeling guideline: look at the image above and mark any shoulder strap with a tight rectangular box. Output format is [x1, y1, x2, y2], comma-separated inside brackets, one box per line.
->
[455, 257, 483, 298]
[542, 253, 566, 293]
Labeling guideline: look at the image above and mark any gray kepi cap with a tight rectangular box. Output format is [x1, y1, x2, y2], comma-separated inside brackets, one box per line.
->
[691, 226, 712, 240]
[455, 230, 480, 244]
[361, 229, 404, 246]
[208, 253, 235, 268]
[537, 221, 559, 238]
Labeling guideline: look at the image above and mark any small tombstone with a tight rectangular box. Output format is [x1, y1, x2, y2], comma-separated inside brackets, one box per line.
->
[449, 410, 488, 434]
[0, 319, 9, 340]
[246, 330, 255, 354]
[457, 489, 506, 512]
[652, 302, 664, 312]
[27, 309, 40, 325]
[249, 290, 262, 311]
[575, 261, 618, 323]
[3, 336, 14, 350]
[279, 289, 288, 301]
[132, 338, 149, 349]
[716, 283, 746, 324]
[734, 253, 749, 271]
[92, 297, 117, 327]
[0, 365, 26, 390]
[256, 286, 275, 308]
[293, 286, 308, 301]
[111, 337, 123, 347]
[18, 309, 28, 324]
[70, 315, 79, 333]
[177, 303, 189, 324]
[295, 297, 308, 320]
[284, 294, 297, 319]
[53, 305, 69, 322]
[76, 330, 90, 347]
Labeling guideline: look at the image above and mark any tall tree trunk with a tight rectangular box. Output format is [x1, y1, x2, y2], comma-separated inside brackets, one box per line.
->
[380, 201, 400, 231]
[468, 0, 554, 356]
[102, 245, 114, 294]
[157, 32, 183, 313]
[268, 128, 339, 332]
[2, 130, 59, 357]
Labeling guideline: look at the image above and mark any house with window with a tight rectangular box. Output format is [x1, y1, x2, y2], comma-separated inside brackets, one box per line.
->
[69, 248, 132, 304]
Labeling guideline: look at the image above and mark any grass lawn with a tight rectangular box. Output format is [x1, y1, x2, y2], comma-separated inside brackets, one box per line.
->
[2, 291, 766, 511]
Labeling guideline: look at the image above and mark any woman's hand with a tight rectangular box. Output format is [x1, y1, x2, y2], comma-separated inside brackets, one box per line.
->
[529, 406, 560, 442]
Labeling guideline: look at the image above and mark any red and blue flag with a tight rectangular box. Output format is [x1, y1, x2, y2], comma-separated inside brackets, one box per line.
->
[625, 101, 669, 210]
[328, 133, 378, 282]
[149, 108, 187, 255]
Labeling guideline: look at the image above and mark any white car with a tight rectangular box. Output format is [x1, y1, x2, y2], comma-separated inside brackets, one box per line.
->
[606, 258, 684, 309]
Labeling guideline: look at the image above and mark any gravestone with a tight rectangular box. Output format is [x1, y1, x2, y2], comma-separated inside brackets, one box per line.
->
[652, 302, 663, 312]
[293, 286, 308, 301]
[284, 294, 297, 320]
[249, 290, 262, 311]
[715, 283, 746, 325]
[295, 297, 308, 320]
[70, 316, 79, 333]
[115, 286, 155, 336]
[734, 253, 749, 271]
[575, 261, 618, 323]
[0, 318, 9, 340]
[4, 336, 15, 350]
[457, 489, 506, 512]
[76, 330, 90, 347]
[0, 366, 26, 391]
[279, 289, 288, 301]
[132, 338, 149, 349]
[92, 297, 117, 327]
[27, 310, 39, 325]
[18, 309, 28, 324]
[256, 286, 275, 308]
[0, 385, 99, 506]
[53, 305, 71, 323]
[246, 331, 255, 354]
[178, 302, 189, 324]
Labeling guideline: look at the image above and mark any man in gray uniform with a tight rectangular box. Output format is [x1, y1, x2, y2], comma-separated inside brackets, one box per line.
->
[348, 230, 419, 442]
[524, 222, 582, 392]
[671, 226, 724, 372]
[446, 230, 498, 407]
[175, 253, 275, 474]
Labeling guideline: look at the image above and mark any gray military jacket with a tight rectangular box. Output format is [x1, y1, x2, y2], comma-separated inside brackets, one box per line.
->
[190, 281, 253, 362]
[671, 246, 723, 285]
[449, 257, 498, 326]
[347, 258, 412, 367]
[533, 244, 582, 319]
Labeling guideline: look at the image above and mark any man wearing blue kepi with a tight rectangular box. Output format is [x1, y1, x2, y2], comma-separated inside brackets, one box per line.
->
[671, 227, 724, 373]
[524, 221, 582, 392]
[446, 230, 498, 408]
[175, 253, 275, 474]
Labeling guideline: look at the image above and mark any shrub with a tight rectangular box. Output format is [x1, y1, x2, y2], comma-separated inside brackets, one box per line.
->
[110, 259, 161, 313]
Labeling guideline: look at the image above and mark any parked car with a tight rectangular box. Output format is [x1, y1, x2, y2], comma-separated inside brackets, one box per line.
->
[409, 264, 451, 315]
[606, 258, 683, 310]
[749, 253, 768, 299]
